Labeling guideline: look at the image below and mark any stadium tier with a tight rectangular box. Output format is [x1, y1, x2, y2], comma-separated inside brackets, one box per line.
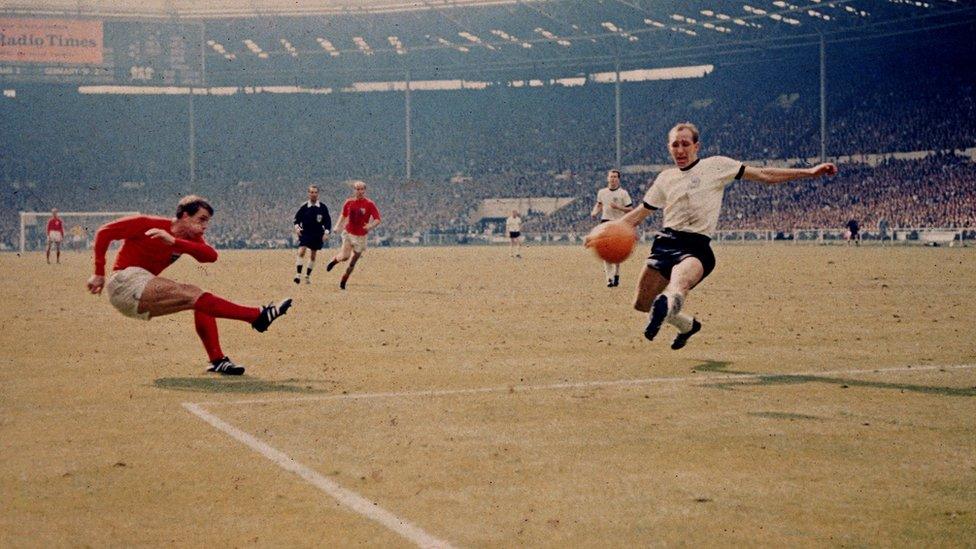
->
[1, 2, 974, 248]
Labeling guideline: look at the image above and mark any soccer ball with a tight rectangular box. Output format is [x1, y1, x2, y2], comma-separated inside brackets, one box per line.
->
[585, 222, 637, 263]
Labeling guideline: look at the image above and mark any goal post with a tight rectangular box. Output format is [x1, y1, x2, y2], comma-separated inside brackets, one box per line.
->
[19, 211, 139, 254]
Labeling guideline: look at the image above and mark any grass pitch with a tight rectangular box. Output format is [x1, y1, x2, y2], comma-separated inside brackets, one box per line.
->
[2, 245, 974, 546]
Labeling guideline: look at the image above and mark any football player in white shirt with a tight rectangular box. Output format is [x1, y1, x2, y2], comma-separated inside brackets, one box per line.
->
[590, 169, 633, 287]
[505, 210, 523, 258]
[615, 122, 838, 349]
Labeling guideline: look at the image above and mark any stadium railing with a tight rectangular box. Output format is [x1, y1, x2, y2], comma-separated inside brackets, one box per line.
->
[394, 228, 976, 247]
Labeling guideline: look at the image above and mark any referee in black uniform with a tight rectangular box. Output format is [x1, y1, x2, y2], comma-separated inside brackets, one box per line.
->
[293, 185, 333, 284]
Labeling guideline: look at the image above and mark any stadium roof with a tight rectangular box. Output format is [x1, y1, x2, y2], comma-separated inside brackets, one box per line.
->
[3, 0, 975, 84]
[199, 1, 976, 83]
[1, 0, 528, 18]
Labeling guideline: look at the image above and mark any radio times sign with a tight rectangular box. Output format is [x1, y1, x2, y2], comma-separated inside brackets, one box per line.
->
[0, 18, 103, 65]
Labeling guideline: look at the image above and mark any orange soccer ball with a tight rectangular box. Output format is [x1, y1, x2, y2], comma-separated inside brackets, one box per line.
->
[585, 222, 637, 263]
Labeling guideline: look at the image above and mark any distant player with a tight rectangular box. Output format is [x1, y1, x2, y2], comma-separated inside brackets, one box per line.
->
[86, 195, 292, 375]
[505, 210, 523, 258]
[590, 169, 633, 287]
[325, 180, 381, 290]
[846, 218, 861, 246]
[46, 208, 64, 264]
[878, 217, 890, 247]
[293, 185, 332, 284]
[612, 122, 837, 350]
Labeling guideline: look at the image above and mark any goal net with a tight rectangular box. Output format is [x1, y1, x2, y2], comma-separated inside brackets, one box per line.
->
[19, 211, 139, 254]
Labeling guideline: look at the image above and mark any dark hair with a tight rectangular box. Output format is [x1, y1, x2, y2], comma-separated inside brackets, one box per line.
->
[176, 195, 214, 219]
[608, 169, 621, 177]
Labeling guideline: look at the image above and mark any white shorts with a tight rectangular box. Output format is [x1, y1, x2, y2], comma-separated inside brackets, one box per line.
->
[106, 267, 154, 321]
[48, 231, 63, 243]
[342, 232, 368, 254]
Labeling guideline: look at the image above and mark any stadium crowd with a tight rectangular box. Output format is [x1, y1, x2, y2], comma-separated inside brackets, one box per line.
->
[2, 46, 974, 249]
[4, 153, 974, 249]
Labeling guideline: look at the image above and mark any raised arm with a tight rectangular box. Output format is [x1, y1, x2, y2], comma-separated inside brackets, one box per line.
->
[742, 163, 838, 185]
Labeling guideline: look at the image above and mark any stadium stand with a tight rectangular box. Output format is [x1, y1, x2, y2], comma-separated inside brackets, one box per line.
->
[1, 5, 974, 249]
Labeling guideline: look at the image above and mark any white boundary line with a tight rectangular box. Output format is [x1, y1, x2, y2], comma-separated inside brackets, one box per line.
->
[182, 402, 456, 549]
[193, 362, 976, 407]
[182, 362, 975, 547]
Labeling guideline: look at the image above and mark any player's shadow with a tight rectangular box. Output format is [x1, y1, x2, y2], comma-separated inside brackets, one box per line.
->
[691, 360, 976, 398]
[152, 377, 326, 394]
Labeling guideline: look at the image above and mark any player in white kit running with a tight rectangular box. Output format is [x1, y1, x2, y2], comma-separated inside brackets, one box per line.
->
[590, 169, 633, 287]
[615, 123, 838, 350]
[505, 210, 523, 258]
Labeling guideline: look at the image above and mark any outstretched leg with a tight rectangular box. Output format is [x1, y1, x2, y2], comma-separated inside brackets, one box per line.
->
[138, 277, 290, 331]
[132, 277, 290, 374]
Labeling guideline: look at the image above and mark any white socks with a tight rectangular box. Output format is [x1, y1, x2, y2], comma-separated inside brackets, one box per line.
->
[664, 292, 695, 333]
[668, 311, 695, 333]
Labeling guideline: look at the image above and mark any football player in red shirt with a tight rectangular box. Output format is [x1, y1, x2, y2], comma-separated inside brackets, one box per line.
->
[325, 180, 381, 290]
[86, 195, 292, 375]
[46, 208, 65, 264]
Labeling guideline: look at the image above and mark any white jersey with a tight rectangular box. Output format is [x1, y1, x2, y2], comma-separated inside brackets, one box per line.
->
[596, 187, 633, 221]
[643, 156, 745, 235]
[505, 216, 522, 233]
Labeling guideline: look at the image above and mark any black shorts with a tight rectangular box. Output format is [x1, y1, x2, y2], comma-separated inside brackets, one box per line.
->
[298, 233, 325, 250]
[509, 231, 521, 239]
[647, 228, 716, 281]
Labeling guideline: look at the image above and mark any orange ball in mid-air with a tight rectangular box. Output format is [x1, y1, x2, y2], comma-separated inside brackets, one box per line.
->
[585, 222, 637, 263]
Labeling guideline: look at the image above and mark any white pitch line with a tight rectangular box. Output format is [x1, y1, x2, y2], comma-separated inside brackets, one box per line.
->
[182, 402, 456, 549]
[182, 362, 975, 546]
[193, 362, 976, 407]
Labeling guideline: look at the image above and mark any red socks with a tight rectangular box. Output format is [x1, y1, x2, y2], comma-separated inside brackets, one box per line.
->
[194, 292, 260, 323]
[194, 310, 224, 362]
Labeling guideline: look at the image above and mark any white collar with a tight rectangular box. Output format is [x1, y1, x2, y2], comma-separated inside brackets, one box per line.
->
[306, 200, 320, 208]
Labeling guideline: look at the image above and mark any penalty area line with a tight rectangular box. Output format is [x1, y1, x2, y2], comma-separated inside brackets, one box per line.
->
[181, 402, 455, 549]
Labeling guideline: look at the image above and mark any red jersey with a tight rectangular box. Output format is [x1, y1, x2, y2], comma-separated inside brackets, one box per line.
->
[47, 218, 64, 234]
[341, 198, 381, 236]
[92, 215, 217, 276]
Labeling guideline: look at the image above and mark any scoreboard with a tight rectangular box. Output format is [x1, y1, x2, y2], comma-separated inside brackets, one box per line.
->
[0, 18, 204, 85]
